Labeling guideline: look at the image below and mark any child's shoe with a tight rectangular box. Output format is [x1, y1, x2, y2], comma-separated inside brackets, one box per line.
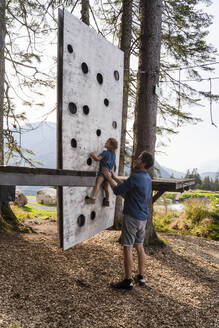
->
[102, 198, 110, 207]
[85, 197, 96, 204]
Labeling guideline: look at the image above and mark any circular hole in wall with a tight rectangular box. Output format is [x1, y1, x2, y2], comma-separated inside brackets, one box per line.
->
[81, 62, 88, 74]
[114, 70, 119, 81]
[104, 98, 109, 107]
[90, 211, 96, 220]
[71, 138, 77, 148]
[87, 158, 92, 166]
[112, 121, 117, 129]
[96, 129, 101, 136]
[97, 73, 103, 84]
[69, 102, 77, 114]
[83, 105, 89, 115]
[67, 44, 73, 53]
[77, 215, 85, 227]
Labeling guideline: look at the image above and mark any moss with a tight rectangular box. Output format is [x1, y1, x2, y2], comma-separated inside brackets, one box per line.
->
[0, 203, 31, 233]
[11, 204, 57, 220]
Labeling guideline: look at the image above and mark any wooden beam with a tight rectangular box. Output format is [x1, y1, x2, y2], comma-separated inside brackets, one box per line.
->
[0, 166, 96, 187]
[152, 190, 165, 203]
[118, 176, 195, 192]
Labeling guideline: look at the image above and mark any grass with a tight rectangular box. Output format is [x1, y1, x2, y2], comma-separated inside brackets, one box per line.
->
[27, 201, 56, 207]
[10, 195, 57, 220]
[161, 190, 219, 205]
[153, 198, 219, 240]
[10, 204, 57, 220]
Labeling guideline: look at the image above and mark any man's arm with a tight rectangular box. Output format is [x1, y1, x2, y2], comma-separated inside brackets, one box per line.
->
[102, 167, 117, 189]
[111, 171, 122, 185]
[102, 168, 134, 197]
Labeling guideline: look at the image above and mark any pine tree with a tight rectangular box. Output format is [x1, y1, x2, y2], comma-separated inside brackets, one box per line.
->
[0, 0, 5, 165]
[114, 0, 133, 229]
[132, 0, 162, 245]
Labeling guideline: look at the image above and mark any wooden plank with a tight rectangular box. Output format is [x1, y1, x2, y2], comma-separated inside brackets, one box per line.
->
[118, 176, 195, 192]
[152, 190, 165, 203]
[57, 8, 64, 249]
[0, 166, 95, 177]
[0, 166, 96, 187]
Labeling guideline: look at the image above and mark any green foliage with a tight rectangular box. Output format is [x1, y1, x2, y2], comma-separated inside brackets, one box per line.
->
[184, 169, 219, 191]
[183, 199, 210, 224]
[162, 192, 176, 200]
[0, 207, 31, 233]
[11, 204, 57, 220]
[153, 198, 219, 240]
[153, 209, 178, 233]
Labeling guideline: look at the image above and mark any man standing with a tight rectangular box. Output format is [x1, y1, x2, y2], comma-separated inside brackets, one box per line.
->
[102, 151, 154, 290]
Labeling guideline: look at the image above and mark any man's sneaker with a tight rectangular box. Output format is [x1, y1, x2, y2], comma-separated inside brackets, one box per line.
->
[111, 279, 133, 290]
[102, 198, 110, 207]
[133, 274, 146, 288]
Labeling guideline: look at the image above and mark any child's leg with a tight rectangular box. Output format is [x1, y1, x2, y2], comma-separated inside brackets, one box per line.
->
[104, 181, 110, 200]
[92, 176, 105, 198]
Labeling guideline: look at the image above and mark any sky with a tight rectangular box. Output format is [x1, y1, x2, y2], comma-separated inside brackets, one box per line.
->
[11, 1, 219, 174]
[156, 1, 219, 173]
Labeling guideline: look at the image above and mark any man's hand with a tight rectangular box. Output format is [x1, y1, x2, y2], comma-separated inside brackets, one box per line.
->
[111, 170, 116, 180]
[102, 167, 111, 180]
[111, 170, 122, 185]
[102, 167, 117, 191]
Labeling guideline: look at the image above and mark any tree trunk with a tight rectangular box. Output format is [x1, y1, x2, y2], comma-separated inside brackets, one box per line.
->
[132, 0, 162, 245]
[81, 0, 90, 26]
[0, 0, 26, 232]
[0, 0, 5, 165]
[114, 0, 133, 229]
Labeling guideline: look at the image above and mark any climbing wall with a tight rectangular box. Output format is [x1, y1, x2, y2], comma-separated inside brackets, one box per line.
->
[57, 10, 124, 250]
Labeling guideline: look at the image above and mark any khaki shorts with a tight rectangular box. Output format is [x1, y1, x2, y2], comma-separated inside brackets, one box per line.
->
[120, 214, 147, 247]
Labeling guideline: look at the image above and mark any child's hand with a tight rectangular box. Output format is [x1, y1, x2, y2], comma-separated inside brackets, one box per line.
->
[90, 152, 95, 158]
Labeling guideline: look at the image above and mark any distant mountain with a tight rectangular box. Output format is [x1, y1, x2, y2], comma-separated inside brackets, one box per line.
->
[8, 122, 56, 195]
[200, 172, 219, 180]
[155, 162, 185, 179]
[9, 121, 56, 168]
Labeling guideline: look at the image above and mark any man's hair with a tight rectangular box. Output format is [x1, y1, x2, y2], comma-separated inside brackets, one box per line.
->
[108, 138, 118, 153]
[140, 151, 154, 169]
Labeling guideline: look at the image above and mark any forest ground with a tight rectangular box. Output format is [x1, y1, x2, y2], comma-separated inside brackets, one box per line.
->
[0, 217, 218, 328]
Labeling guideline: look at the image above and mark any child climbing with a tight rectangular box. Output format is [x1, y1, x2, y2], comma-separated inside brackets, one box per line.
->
[85, 138, 118, 206]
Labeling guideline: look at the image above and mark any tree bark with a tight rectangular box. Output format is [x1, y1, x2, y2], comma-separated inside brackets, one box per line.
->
[0, 202, 29, 232]
[0, 0, 27, 232]
[132, 0, 163, 245]
[0, 0, 5, 165]
[114, 0, 133, 229]
[81, 0, 90, 26]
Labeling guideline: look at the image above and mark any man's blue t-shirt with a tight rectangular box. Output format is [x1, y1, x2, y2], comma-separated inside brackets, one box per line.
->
[113, 171, 152, 221]
[98, 150, 116, 174]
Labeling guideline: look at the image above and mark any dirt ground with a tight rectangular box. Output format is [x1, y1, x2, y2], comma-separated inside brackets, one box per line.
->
[0, 218, 218, 328]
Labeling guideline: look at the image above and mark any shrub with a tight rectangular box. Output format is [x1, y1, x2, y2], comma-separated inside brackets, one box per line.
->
[153, 198, 219, 240]
[183, 199, 210, 224]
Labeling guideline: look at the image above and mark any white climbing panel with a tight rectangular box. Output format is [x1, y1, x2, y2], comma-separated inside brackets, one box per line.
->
[57, 10, 124, 250]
